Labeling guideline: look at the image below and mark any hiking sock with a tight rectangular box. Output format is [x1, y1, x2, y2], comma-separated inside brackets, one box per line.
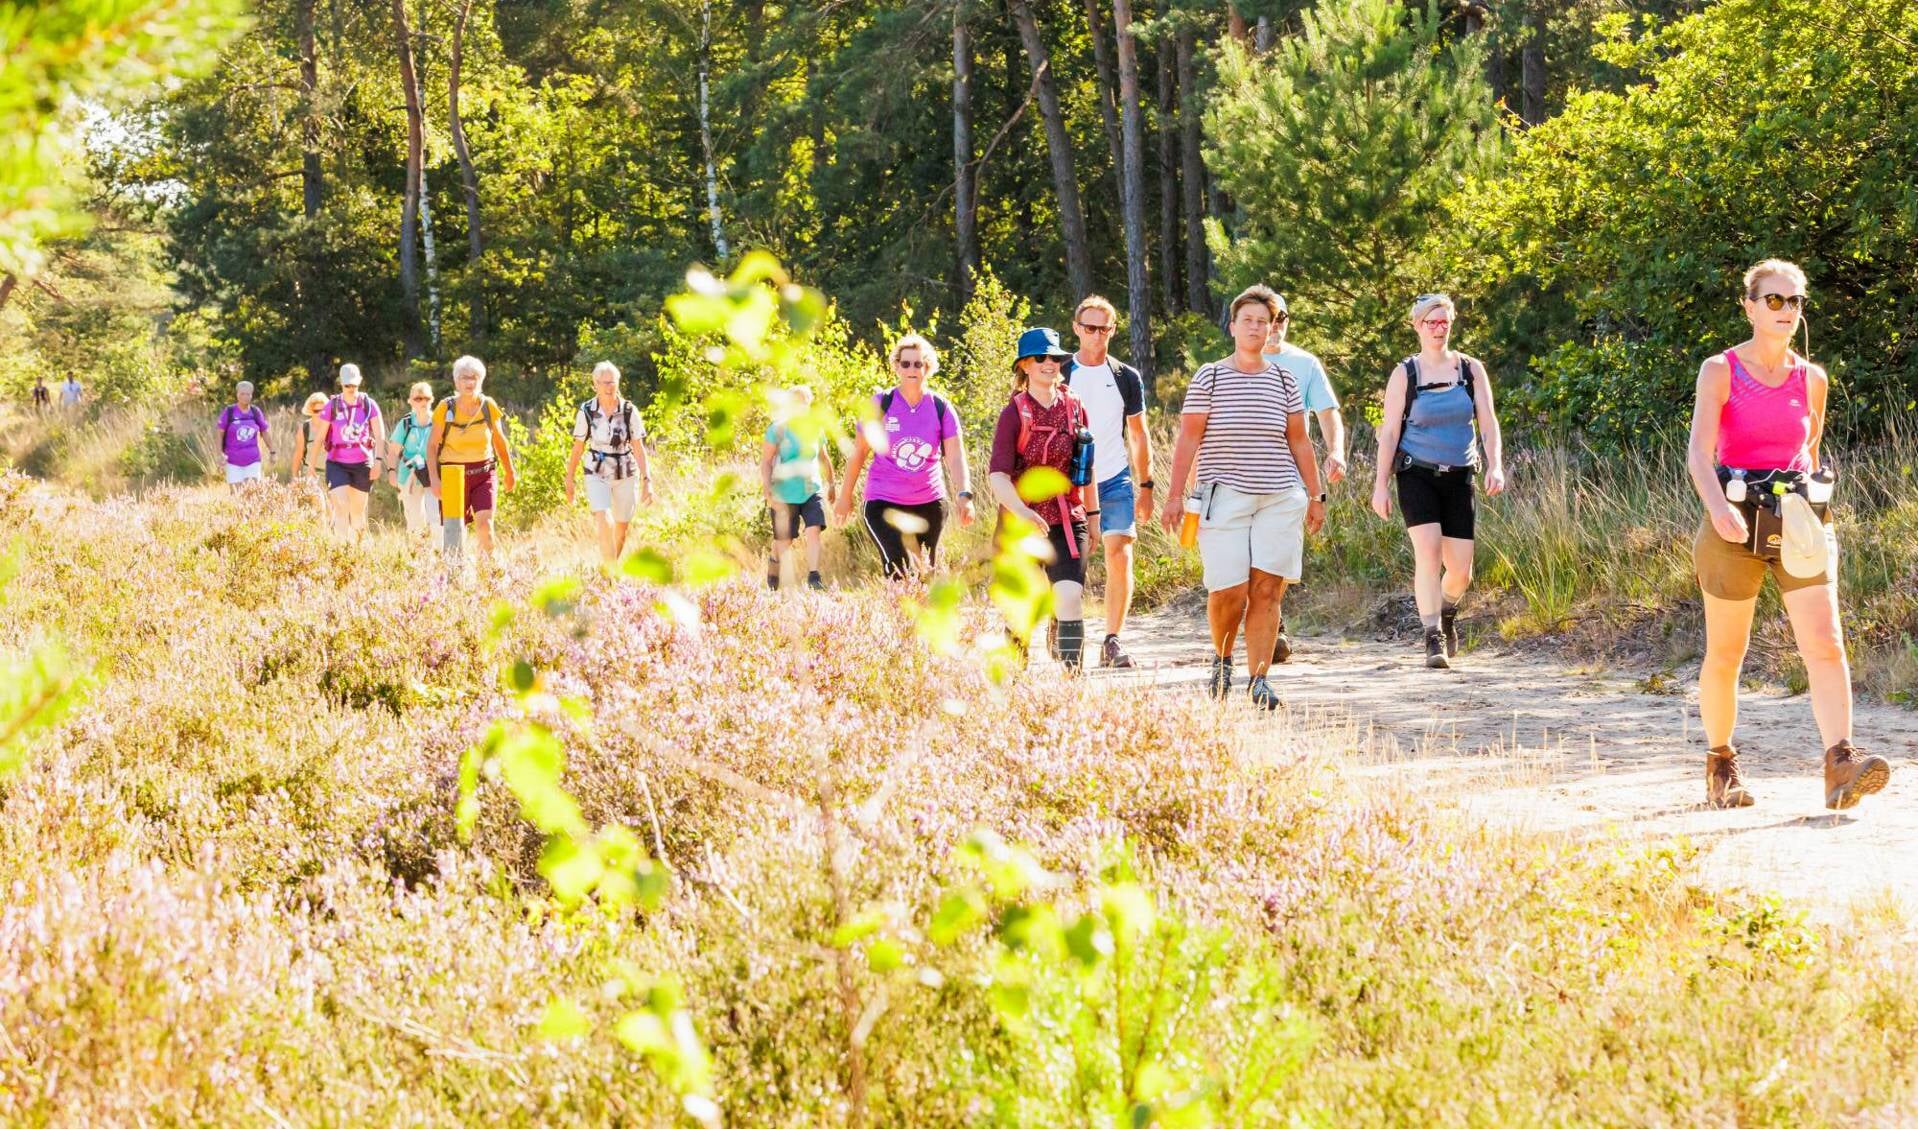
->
[1441, 600, 1461, 657]
[1056, 619, 1086, 670]
[766, 568, 780, 591]
[1421, 613, 1441, 631]
[807, 570, 823, 590]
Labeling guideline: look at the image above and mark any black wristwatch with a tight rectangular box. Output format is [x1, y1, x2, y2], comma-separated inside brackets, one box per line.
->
[1138, 478, 1155, 490]
[1310, 491, 1328, 503]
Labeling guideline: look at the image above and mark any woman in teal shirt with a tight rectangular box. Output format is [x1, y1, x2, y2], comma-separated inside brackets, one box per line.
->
[387, 381, 436, 540]
[760, 385, 837, 590]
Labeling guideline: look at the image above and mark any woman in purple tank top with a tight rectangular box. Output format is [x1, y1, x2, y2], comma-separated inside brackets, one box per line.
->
[1685, 258, 1889, 813]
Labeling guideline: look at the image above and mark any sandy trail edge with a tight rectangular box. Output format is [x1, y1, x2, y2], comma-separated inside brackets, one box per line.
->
[1090, 605, 1917, 922]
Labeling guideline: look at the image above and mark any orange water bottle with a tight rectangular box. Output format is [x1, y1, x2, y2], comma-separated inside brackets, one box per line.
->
[1178, 490, 1200, 549]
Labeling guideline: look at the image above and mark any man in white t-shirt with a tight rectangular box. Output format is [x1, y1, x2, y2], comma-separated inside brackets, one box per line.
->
[1261, 292, 1347, 664]
[1062, 295, 1155, 669]
[59, 375, 83, 409]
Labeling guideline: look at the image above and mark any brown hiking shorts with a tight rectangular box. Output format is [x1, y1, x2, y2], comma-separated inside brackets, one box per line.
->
[1694, 517, 1835, 601]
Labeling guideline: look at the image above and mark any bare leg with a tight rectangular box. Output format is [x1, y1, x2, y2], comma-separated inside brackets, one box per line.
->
[327, 485, 353, 539]
[1440, 536, 1475, 602]
[1407, 523, 1444, 623]
[1103, 533, 1135, 638]
[1699, 592, 1758, 748]
[473, 510, 496, 558]
[1243, 569, 1284, 678]
[1783, 582, 1852, 750]
[1207, 583, 1249, 659]
[802, 526, 822, 573]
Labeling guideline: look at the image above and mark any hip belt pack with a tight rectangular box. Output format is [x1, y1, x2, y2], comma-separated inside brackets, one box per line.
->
[1717, 466, 1835, 562]
[1395, 452, 1475, 475]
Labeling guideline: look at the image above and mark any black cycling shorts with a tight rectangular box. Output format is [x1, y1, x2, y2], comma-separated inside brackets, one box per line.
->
[325, 460, 373, 493]
[862, 499, 947, 580]
[1041, 519, 1090, 587]
[1396, 465, 1476, 539]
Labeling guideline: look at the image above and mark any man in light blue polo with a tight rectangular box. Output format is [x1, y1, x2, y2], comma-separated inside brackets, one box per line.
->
[1263, 292, 1345, 663]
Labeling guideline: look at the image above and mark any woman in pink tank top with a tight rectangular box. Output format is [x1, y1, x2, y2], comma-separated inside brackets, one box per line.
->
[1685, 258, 1888, 814]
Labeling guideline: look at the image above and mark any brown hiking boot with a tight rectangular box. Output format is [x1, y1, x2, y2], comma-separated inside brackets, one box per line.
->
[1823, 740, 1890, 811]
[1706, 745, 1754, 809]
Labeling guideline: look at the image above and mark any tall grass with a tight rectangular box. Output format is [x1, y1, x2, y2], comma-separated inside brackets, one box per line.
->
[2, 474, 1917, 1124]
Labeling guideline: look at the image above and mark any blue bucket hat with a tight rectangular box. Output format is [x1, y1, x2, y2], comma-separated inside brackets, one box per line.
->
[1015, 327, 1072, 364]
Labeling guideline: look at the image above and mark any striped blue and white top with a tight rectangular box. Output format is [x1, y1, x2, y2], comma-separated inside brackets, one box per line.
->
[1181, 359, 1305, 495]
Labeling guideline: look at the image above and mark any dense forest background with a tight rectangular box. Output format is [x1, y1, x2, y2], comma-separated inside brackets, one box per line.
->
[3, 0, 1915, 449]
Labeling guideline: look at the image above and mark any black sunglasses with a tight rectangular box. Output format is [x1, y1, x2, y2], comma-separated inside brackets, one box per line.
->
[1750, 293, 1807, 311]
[1075, 322, 1114, 334]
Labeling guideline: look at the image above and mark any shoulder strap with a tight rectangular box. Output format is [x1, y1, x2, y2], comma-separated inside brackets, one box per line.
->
[933, 394, 953, 440]
[1013, 391, 1037, 454]
[1399, 358, 1420, 428]
[1459, 355, 1477, 405]
[879, 388, 895, 415]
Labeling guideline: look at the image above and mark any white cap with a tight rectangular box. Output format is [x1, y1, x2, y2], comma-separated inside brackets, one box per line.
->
[339, 363, 363, 386]
[1778, 493, 1829, 579]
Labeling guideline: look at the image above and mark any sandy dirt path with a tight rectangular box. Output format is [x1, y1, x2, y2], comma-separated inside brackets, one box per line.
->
[1093, 605, 1918, 920]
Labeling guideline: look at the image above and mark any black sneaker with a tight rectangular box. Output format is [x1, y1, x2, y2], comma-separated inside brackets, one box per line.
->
[1441, 608, 1459, 659]
[1101, 635, 1135, 669]
[1249, 674, 1280, 711]
[807, 572, 825, 591]
[1424, 629, 1450, 670]
[1208, 655, 1233, 699]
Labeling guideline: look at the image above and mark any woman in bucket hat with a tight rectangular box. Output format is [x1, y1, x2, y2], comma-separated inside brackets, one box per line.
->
[988, 327, 1093, 672]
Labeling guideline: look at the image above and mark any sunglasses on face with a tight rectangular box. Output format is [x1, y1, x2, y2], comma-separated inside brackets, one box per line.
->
[1271, 313, 1289, 325]
[1750, 293, 1807, 311]
[1076, 322, 1113, 335]
[895, 359, 925, 370]
[1029, 356, 1063, 366]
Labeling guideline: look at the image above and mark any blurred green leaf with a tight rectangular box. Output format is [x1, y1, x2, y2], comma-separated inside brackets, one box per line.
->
[929, 889, 988, 945]
[622, 548, 674, 585]
[537, 997, 593, 1041]
[1015, 466, 1071, 504]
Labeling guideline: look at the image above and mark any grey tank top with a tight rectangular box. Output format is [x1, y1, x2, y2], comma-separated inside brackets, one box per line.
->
[1397, 359, 1479, 468]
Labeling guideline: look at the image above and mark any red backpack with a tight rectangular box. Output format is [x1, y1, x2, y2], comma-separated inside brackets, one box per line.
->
[1009, 387, 1086, 559]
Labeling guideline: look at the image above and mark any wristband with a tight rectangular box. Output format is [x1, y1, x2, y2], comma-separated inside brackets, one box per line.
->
[1138, 479, 1155, 490]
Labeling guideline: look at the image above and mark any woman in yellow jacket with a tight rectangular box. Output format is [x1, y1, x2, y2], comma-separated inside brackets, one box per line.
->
[427, 355, 517, 559]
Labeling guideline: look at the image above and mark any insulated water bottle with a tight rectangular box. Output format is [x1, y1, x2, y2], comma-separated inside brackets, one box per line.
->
[1069, 427, 1095, 487]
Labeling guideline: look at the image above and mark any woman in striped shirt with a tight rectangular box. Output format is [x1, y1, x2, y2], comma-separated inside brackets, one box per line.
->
[1161, 285, 1327, 709]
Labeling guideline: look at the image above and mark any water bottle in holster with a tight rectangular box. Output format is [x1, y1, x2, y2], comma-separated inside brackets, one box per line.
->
[1069, 427, 1095, 487]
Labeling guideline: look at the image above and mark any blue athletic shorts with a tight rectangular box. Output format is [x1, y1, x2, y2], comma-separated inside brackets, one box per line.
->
[1096, 469, 1137, 538]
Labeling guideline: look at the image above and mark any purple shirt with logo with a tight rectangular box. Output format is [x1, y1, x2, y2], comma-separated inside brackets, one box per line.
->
[864, 388, 957, 506]
[218, 405, 269, 467]
[322, 395, 383, 465]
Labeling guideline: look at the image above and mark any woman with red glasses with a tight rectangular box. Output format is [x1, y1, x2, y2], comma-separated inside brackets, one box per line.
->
[1687, 258, 1889, 811]
[1369, 293, 1506, 670]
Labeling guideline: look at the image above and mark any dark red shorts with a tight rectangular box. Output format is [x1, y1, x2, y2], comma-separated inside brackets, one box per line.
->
[458, 461, 496, 523]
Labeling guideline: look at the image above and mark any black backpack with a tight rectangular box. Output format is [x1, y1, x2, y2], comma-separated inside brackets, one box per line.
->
[877, 388, 954, 441]
[580, 397, 638, 450]
[1398, 355, 1481, 463]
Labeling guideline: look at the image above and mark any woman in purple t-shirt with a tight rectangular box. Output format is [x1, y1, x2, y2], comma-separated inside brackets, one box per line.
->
[831, 334, 976, 579]
[216, 380, 275, 491]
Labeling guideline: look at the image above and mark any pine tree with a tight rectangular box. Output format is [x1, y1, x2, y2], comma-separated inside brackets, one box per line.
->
[1205, 0, 1499, 383]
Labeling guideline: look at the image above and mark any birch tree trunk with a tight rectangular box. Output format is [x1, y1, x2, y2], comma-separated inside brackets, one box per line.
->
[392, 0, 423, 358]
[449, 0, 485, 340]
[699, 0, 729, 262]
[1009, 0, 1093, 301]
[953, 5, 979, 301]
[1112, 0, 1153, 391]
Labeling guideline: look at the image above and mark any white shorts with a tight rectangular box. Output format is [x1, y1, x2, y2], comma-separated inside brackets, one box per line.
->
[1196, 483, 1308, 591]
[225, 461, 265, 485]
[585, 474, 638, 523]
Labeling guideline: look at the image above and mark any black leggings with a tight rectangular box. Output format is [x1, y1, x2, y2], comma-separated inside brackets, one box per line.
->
[863, 499, 947, 579]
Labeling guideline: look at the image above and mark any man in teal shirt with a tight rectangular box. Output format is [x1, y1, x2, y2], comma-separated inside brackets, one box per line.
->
[1262, 292, 1347, 663]
[760, 385, 837, 590]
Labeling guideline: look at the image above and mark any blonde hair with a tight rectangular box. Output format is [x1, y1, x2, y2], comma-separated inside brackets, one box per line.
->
[408, 380, 433, 400]
[1074, 295, 1119, 325]
[1409, 293, 1456, 323]
[303, 392, 328, 414]
[452, 355, 487, 383]
[1743, 259, 1808, 299]
[889, 334, 940, 377]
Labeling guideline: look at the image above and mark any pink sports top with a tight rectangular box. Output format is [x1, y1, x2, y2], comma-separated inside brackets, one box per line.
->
[1716, 349, 1813, 472]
